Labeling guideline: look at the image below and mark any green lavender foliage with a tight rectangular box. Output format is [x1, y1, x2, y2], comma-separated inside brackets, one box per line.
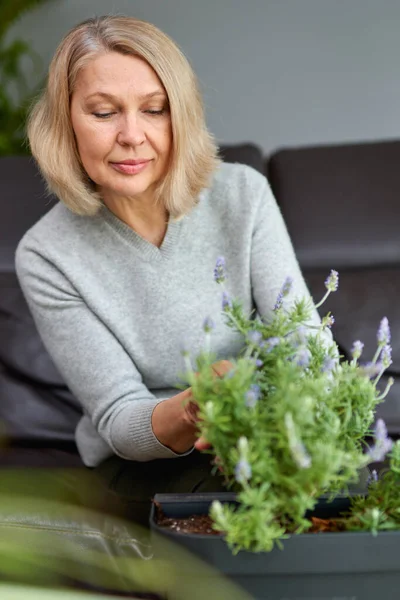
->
[185, 264, 394, 553]
[345, 440, 400, 535]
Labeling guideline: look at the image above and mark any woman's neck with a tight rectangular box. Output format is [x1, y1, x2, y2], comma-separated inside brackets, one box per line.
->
[103, 194, 169, 248]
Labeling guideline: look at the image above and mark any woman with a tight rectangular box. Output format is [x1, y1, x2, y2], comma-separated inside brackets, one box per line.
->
[16, 15, 322, 521]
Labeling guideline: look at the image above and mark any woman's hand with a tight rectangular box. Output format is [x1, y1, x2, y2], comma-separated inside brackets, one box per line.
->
[151, 360, 234, 454]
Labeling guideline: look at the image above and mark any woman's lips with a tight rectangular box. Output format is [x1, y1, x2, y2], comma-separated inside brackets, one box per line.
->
[110, 160, 151, 174]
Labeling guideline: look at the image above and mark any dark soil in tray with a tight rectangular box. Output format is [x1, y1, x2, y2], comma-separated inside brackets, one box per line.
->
[154, 502, 346, 536]
[155, 510, 219, 535]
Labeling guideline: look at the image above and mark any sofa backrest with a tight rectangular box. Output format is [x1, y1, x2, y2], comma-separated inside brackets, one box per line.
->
[0, 157, 57, 272]
[268, 140, 400, 270]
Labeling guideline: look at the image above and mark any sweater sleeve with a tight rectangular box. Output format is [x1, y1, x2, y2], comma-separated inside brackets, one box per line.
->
[15, 239, 190, 464]
[249, 173, 324, 331]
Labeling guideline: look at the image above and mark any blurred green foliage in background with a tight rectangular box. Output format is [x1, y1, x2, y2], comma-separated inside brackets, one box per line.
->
[0, 0, 56, 155]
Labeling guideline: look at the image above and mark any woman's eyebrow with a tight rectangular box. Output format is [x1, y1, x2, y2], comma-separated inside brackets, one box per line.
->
[84, 90, 166, 101]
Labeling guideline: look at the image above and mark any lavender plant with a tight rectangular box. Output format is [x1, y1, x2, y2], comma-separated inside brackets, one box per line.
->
[343, 436, 400, 535]
[184, 259, 395, 553]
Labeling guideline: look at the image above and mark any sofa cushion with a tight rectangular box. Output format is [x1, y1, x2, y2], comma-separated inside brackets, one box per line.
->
[268, 140, 400, 270]
[0, 365, 80, 444]
[305, 268, 400, 432]
[0, 272, 81, 443]
[0, 272, 68, 385]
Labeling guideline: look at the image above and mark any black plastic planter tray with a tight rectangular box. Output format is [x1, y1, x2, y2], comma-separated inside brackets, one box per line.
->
[150, 492, 400, 600]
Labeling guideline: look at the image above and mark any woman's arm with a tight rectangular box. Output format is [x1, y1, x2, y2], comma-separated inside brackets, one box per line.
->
[16, 238, 234, 462]
[15, 243, 196, 462]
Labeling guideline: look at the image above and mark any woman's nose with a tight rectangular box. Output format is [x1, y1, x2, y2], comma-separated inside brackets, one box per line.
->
[117, 114, 146, 146]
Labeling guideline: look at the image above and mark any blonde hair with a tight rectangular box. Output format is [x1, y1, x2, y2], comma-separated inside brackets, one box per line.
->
[27, 15, 220, 218]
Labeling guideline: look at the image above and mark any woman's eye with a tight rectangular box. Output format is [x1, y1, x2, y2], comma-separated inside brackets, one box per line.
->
[93, 112, 115, 119]
[144, 109, 165, 116]
[92, 109, 167, 118]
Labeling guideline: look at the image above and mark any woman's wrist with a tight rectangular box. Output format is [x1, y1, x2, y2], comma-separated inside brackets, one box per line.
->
[151, 387, 198, 454]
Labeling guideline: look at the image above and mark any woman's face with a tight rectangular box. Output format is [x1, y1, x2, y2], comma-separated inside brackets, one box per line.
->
[70, 52, 172, 206]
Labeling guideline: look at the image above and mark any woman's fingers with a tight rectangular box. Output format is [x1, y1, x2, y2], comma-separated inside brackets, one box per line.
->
[210, 359, 234, 378]
[194, 436, 211, 450]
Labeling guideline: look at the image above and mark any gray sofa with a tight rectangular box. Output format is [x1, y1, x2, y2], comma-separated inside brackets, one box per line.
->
[1, 140, 399, 594]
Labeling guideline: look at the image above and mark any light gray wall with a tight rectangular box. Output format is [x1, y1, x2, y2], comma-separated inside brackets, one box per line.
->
[10, 0, 400, 154]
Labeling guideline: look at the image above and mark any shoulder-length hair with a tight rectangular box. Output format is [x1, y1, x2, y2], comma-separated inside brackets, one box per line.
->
[27, 15, 220, 218]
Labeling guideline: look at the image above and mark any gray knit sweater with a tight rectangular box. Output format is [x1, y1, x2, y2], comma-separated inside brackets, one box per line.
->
[16, 163, 322, 467]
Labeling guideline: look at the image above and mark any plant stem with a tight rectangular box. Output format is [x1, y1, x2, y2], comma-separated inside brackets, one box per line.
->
[314, 290, 331, 309]
[377, 378, 394, 401]
[372, 343, 384, 364]
[374, 367, 385, 388]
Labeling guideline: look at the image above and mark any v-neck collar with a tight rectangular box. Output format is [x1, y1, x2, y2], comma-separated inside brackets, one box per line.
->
[99, 204, 183, 262]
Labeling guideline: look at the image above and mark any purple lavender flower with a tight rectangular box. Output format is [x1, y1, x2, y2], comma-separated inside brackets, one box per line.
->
[235, 458, 252, 484]
[321, 356, 336, 373]
[262, 337, 280, 353]
[377, 317, 391, 345]
[214, 256, 226, 284]
[274, 292, 284, 311]
[248, 330, 263, 345]
[381, 344, 393, 369]
[351, 340, 364, 360]
[295, 347, 311, 368]
[325, 270, 339, 292]
[273, 277, 293, 311]
[281, 277, 293, 296]
[368, 440, 393, 463]
[367, 419, 393, 462]
[245, 384, 261, 408]
[361, 362, 383, 379]
[375, 419, 389, 442]
[221, 290, 232, 311]
[249, 357, 263, 369]
[203, 316, 215, 333]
